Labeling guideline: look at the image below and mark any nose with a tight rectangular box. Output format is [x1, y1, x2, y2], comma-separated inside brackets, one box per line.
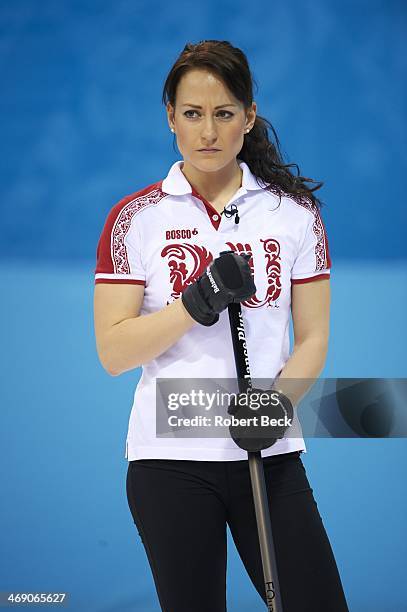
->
[201, 117, 217, 143]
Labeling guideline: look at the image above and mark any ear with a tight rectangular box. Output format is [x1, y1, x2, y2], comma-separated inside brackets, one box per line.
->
[245, 101, 257, 130]
[166, 102, 175, 130]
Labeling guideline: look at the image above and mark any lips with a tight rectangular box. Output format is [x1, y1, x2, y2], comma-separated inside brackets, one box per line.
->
[198, 149, 220, 152]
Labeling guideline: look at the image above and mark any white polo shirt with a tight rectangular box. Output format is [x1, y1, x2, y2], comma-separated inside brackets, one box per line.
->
[94, 159, 331, 461]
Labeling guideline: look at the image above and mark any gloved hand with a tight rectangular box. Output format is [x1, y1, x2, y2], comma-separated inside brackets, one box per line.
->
[181, 250, 256, 326]
[227, 387, 294, 452]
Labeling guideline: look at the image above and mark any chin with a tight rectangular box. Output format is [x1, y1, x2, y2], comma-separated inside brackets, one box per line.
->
[192, 155, 233, 170]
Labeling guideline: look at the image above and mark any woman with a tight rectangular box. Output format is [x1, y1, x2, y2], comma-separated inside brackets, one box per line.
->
[94, 40, 349, 611]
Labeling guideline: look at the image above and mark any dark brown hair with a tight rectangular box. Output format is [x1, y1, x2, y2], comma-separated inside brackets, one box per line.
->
[162, 39, 324, 209]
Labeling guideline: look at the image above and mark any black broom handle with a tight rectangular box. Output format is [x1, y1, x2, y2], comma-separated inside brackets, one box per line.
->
[227, 301, 284, 612]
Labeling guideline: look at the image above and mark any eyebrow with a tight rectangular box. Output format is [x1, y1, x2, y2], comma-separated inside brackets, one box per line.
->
[181, 103, 237, 109]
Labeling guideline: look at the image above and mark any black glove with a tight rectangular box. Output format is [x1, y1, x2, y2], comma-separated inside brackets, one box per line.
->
[181, 250, 256, 326]
[227, 388, 294, 452]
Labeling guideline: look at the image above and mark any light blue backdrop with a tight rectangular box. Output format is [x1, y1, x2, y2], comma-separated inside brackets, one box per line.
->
[1, 1, 406, 610]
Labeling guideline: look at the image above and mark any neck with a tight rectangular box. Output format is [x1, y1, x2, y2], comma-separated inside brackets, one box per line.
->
[181, 159, 243, 202]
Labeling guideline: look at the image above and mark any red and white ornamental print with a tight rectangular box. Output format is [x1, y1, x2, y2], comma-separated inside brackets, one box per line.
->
[111, 188, 166, 274]
[161, 238, 283, 308]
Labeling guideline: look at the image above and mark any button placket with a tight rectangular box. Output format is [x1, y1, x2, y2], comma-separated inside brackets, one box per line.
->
[191, 191, 221, 230]
[191, 186, 247, 231]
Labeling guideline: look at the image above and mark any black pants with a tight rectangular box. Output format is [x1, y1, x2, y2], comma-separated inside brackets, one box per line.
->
[126, 451, 349, 611]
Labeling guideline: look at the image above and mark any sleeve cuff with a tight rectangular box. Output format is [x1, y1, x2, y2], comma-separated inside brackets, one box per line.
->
[95, 273, 145, 285]
[291, 272, 330, 285]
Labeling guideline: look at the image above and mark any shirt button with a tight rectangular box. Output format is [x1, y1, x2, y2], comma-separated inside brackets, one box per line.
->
[212, 214, 219, 221]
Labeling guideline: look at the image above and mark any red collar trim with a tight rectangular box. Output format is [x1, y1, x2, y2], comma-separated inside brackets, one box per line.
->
[190, 186, 222, 231]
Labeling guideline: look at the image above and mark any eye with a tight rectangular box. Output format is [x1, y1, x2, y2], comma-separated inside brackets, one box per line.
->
[217, 110, 234, 118]
[184, 110, 199, 118]
[183, 110, 234, 119]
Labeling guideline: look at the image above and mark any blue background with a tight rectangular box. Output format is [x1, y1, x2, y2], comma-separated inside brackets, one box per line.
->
[1, 1, 406, 610]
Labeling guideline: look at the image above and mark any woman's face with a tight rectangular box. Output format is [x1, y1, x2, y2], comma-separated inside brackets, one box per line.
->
[167, 69, 256, 173]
